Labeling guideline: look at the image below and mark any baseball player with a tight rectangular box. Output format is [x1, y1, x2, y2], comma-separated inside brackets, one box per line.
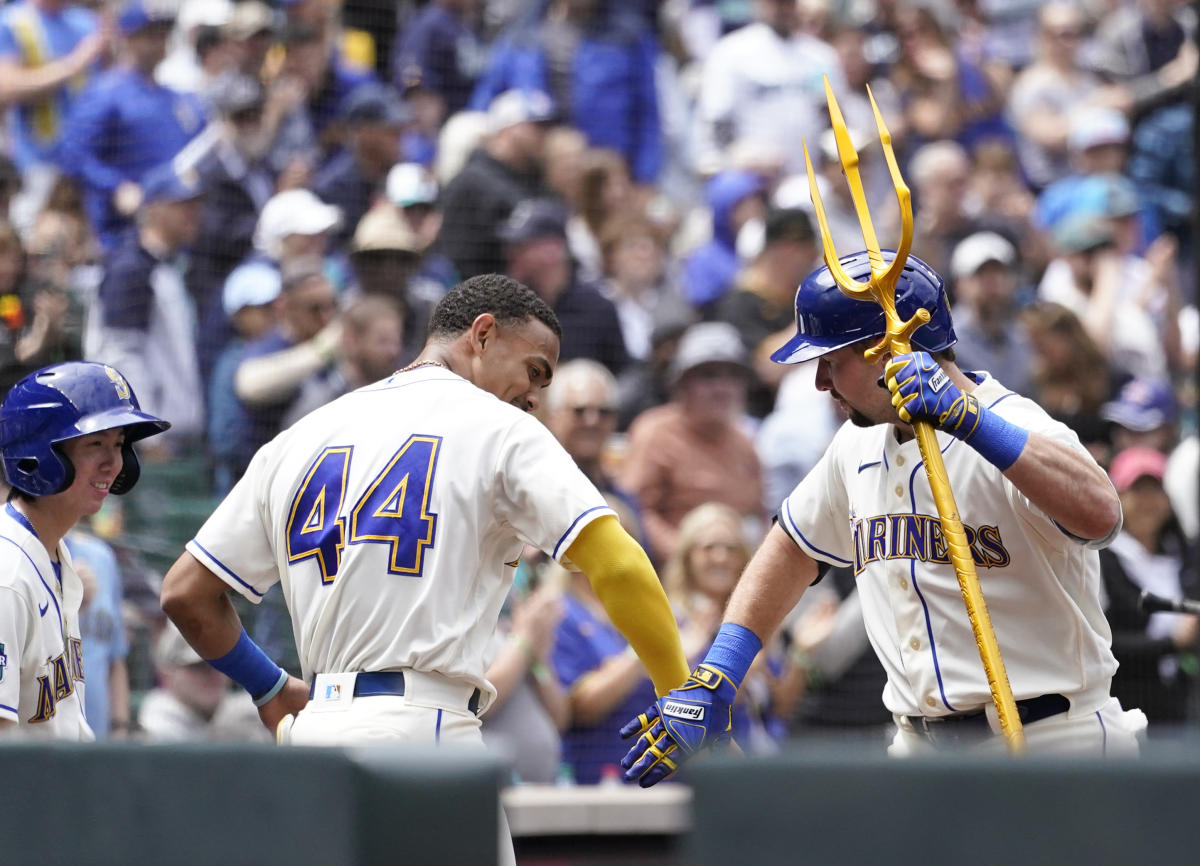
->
[622, 251, 1148, 785]
[0, 362, 170, 738]
[159, 275, 689, 837]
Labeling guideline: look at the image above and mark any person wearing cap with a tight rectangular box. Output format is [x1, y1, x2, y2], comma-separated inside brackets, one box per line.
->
[156, 0, 235, 96]
[620, 321, 765, 563]
[0, 0, 111, 231]
[1038, 187, 1185, 383]
[138, 621, 270, 742]
[384, 161, 458, 294]
[274, 17, 375, 144]
[717, 207, 820, 417]
[208, 260, 281, 495]
[1101, 376, 1179, 457]
[224, 0, 276, 77]
[947, 231, 1037, 398]
[85, 161, 206, 450]
[229, 256, 340, 485]
[469, 0, 661, 186]
[312, 82, 412, 247]
[500, 197, 628, 375]
[57, 0, 207, 250]
[391, 0, 483, 129]
[439, 88, 557, 280]
[1099, 446, 1198, 726]
[252, 187, 345, 275]
[681, 169, 768, 313]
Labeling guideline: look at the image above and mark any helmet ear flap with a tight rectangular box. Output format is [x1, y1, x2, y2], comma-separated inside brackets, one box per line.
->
[109, 443, 141, 495]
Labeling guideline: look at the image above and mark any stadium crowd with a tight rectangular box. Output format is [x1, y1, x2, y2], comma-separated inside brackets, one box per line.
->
[0, 0, 1196, 781]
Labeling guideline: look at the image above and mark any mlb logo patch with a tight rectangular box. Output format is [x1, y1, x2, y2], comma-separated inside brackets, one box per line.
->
[324, 684, 341, 701]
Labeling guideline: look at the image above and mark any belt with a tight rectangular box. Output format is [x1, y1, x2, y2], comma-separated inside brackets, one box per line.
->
[904, 693, 1070, 746]
[308, 672, 482, 715]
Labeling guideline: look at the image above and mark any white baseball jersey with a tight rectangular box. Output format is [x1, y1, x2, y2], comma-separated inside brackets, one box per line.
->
[0, 505, 93, 739]
[779, 373, 1119, 718]
[187, 366, 615, 706]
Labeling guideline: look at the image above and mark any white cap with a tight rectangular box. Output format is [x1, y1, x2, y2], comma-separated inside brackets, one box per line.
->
[950, 231, 1016, 279]
[222, 260, 282, 316]
[253, 189, 342, 260]
[385, 162, 438, 208]
[178, 0, 233, 30]
[1067, 106, 1130, 153]
[486, 89, 556, 136]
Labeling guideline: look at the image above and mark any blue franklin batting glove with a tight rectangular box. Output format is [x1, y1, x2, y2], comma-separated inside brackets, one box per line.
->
[619, 662, 740, 788]
[883, 351, 1028, 470]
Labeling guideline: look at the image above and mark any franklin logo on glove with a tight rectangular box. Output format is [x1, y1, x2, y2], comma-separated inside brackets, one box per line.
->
[662, 700, 705, 720]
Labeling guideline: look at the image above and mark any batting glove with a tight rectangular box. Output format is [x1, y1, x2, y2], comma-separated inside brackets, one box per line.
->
[619, 663, 739, 787]
[884, 351, 1028, 470]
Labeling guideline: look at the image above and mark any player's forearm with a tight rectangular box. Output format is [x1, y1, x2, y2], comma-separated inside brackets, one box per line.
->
[724, 523, 819, 642]
[1003, 433, 1122, 542]
[566, 517, 689, 695]
[161, 551, 245, 658]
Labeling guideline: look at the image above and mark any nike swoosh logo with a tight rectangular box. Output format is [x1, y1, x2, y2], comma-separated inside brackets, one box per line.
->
[38, 601, 48, 617]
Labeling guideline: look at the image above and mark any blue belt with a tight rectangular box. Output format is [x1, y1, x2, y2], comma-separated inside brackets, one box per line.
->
[904, 693, 1070, 746]
[308, 672, 482, 715]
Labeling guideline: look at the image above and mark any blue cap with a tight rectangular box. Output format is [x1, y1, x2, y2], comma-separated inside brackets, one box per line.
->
[141, 162, 203, 205]
[118, 0, 176, 35]
[341, 83, 412, 128]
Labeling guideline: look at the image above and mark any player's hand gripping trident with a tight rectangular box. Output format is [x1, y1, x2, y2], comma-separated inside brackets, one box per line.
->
[805, 78, 1026, 752]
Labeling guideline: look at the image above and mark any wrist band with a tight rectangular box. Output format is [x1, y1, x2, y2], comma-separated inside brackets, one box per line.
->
[208, 628, 286, 702]
[950, 397, 1028, 471]
[703, 622, 762, 687]
[252, 671, 289, 707]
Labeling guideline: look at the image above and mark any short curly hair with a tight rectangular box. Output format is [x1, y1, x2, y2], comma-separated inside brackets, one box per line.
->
[428, 273, 562, 340]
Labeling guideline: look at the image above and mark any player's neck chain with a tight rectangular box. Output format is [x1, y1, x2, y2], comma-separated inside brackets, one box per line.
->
[396, 359, 450, 375]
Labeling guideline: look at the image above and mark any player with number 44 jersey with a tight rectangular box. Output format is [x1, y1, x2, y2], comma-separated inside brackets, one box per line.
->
[161, 275, 688, 783]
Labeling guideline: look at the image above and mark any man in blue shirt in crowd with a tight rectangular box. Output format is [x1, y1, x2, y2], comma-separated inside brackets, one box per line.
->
[59, 0, 207, 249]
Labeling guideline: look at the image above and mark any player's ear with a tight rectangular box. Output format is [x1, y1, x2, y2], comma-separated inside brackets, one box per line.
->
[468, 313, 498, 354]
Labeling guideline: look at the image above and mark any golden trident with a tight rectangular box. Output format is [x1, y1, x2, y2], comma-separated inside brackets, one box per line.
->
[804, 77, 1026, 753]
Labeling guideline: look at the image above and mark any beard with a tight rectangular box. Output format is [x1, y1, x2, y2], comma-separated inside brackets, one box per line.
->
[848, 407, 876, 428]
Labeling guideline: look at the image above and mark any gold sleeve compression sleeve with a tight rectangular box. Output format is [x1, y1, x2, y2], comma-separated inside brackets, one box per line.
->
[564, 515, 690, 696]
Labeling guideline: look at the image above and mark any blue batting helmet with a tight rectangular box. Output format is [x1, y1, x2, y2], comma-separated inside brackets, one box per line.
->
[770, 250, 956, 365]
[0, 362, 170, 496]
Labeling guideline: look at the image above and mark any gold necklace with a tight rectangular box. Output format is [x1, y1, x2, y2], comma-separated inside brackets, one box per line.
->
[396, 359, 449, 374]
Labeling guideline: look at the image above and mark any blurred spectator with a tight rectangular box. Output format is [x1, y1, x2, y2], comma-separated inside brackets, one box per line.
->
[1090, 0, 1196, 114]
[209, 259, 280, 495]
[1101, 446, 1199, 726]
[1006, 1, 1124, 191]
[0, 156, 22, 226]
[0, 219, 73, 392]
[596, 209, 691, 367]
[138, 621, 269, 742]
[348, 202, 425, 356]
[391, 0, 484, 132]
[230, 257, 340, 479]
[889, 2, 1011, 152]
[1101, 377, 1179, 457]
[84, 161, 205, 450]
[481, 577, 569, 785]
[432, 107, 488, 187]
[947, 231, 1036, 397]
[58, 0, 207, 250]
[471, 0, 662, 186]
[569, 148, 636, 283]
[157, 0, 236, 96]
[614, 313, 691, 432]
[717, 207, 819, 417]
[1021, 301, 1121, 459]
[542, 125, 587, 213]
[1039, 208, 1182, 381]
[693, 0, 845, 176]
[27, 172, 99, 287]
[180, 71, 278, 384]
[1127, 100, 1194, 263]
[755, 363, 839, 517]
[224, 0, 276, 79]
[0, 0, 111, 231]
[252, 187, 348, 290]
[439, 88, 556, 279]
[67, 525, 131, 739]
[282, 293, 404, 425]
[662, 501, 789, 752]
[681, 168, 767, 313]
[1165, 433, 1199, 543]
[499, 197, 628, 373]
[313, 82, 413, 247]
[620, 321, 764, 562]
[543, 358, 647, 547]
[384, 160, 457, 292]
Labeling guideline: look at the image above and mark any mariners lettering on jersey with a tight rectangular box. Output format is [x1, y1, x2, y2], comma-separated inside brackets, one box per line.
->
[29, 637, 85, 723]
[851, 513, 1011, 575]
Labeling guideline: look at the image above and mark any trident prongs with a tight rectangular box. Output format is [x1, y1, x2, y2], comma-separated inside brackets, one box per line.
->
[805, 76, 925, 360]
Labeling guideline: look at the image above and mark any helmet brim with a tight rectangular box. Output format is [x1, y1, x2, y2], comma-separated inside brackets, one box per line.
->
[769, 332, 863, 365]
[58, 406, 171, 443]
